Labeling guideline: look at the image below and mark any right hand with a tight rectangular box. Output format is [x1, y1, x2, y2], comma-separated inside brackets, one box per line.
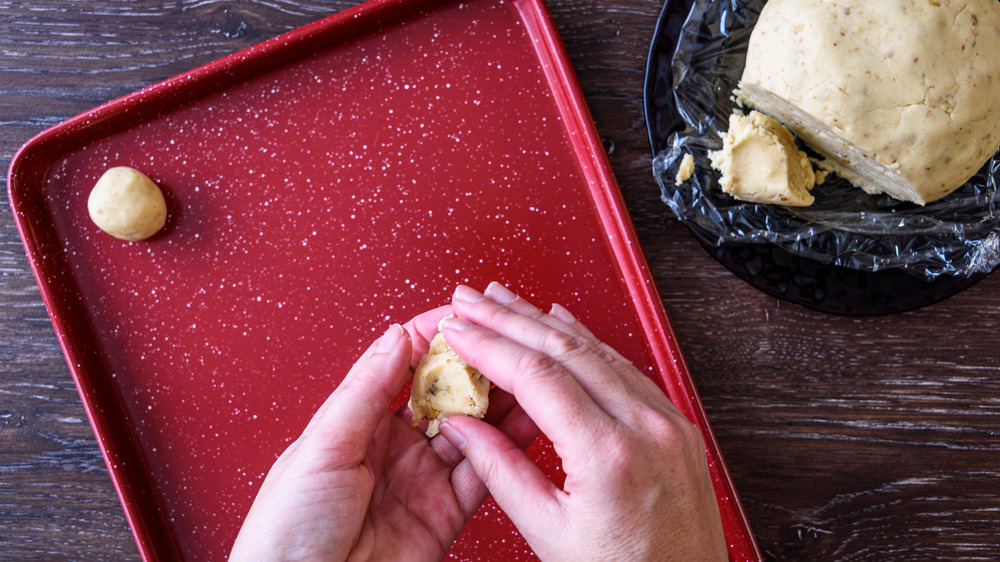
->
[436, 283, 728, 561]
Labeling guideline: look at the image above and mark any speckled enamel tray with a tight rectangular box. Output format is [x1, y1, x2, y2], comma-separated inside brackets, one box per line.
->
[7, 0, 759, 558]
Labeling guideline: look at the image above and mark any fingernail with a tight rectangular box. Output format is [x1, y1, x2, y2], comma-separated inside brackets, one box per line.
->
[442, 315, 473, 331]
[485, 281, 517, 305]
[377, 323, 404, 352]
[439, 420, 467, 451]
[454, 284, 486, 303]
[550, 303, 577, 323]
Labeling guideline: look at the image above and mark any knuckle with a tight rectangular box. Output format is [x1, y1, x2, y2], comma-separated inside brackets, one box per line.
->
[598, 430, 636, 470]
[513, 349, 562, 380]
[543, 329, 589, 362]
[486, 300, 521, 326]
[644, 407, 704, 452]
[478, 448, 506, 489]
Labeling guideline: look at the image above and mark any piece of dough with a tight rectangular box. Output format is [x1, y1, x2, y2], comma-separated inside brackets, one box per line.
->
[88, 166, 167, 241]
[408, 319, 490, 437]
[738, 0, 1000, 205]
[709, 111, 816, 207]
[675, 153, 696, 186]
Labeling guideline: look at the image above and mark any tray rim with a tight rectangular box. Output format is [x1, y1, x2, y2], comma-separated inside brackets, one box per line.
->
[8, 0, 761, 558]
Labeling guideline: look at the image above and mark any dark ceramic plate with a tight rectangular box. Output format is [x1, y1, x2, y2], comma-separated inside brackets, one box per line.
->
[643, 0, 998, 315]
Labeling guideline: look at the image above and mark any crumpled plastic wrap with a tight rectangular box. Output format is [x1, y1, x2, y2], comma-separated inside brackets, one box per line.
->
[651, 0, 1000, 280]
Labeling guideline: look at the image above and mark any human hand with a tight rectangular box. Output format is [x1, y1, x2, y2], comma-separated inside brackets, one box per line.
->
[229, 306, 538, 562]
[437, 283, 728, 561]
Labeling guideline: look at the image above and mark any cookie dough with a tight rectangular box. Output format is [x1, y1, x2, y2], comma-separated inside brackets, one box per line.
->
[88, 166, 167, 241]
[408, 319, 490, 437]
[738, 0, 1000, 205]
[709, 111, 816, 207]
[674, 153, 696, 186]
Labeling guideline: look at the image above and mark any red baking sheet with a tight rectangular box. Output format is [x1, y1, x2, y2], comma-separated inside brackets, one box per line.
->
[7, 0, 759, 559]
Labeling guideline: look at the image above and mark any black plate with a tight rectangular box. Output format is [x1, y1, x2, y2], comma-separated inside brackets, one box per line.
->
[642, 0, 995, 315]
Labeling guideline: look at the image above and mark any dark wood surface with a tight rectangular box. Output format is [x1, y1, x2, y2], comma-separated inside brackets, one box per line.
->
[3, 1, 999, 560]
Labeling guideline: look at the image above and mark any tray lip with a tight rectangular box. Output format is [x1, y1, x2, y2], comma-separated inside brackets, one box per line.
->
[8, 0, 759, 558]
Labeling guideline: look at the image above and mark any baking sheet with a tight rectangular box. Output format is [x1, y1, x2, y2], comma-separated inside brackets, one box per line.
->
[8, 0, 759, 558]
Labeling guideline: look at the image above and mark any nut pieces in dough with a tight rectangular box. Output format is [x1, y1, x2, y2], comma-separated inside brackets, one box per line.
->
[408, 318, 490, 437]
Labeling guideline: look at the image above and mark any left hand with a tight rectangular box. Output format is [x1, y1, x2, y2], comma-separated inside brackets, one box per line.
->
[229, 306, 539, 562]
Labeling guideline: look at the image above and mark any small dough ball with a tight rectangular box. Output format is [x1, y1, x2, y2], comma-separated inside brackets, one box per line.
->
[408, 319, 490, 437]
[88, 166, 167, 241]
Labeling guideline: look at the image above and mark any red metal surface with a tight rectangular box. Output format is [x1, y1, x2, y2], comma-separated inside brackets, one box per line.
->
[7, 0, 760, 558]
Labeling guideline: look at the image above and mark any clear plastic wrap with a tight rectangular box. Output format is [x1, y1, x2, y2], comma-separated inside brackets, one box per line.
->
[651, 0, 1000, 280]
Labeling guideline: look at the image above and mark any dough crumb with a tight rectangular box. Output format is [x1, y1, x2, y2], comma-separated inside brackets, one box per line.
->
[709, 111, 816, 207]
[674, 153, 696, 185]
[408, 318, 490, 437]
[88, 166, 167, 241]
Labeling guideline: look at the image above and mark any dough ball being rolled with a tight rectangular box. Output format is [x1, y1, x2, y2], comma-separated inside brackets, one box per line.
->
[739, 0, 1000, 205]
[408, 320, 490, 438]
[88, 166, 167, 241]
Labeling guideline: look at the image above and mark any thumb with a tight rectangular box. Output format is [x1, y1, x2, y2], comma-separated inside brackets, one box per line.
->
[301, 324, 412, 465]
[439, 417, 562, 536]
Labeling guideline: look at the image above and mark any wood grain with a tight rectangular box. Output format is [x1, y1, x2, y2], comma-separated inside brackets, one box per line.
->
[3, 0, 1000, 560]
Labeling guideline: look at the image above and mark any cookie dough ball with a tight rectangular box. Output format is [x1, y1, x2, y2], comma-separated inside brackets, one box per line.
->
[88, 166, 167, 241]
[408, 320, 490, 438]
[739, 0, 1000, 205]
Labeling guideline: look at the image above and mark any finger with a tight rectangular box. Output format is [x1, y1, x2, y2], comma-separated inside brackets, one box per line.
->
[548, 301, 691, 422]
[548, 301, 662, 395]
[484, 284, 590, 346]
[486, 283, 642, 384]
[483, 283, 667, 412]
[447, 400, 540, 518]
[401, 304, 453, 368]
[440, 314, 604, 448]
[429, 389, 521, 468]
[300, 324, 412, 466]
[483, 281, 543, 315]
[548, 302, 630, 368]
[447, 459, 488, 519]
[455, 285, 622, 385]
[440, 415, 557, 524]
[451, 285, 638, 418]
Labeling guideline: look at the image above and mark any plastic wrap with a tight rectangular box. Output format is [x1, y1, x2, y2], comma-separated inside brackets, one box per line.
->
[651, 0, 1000, 280]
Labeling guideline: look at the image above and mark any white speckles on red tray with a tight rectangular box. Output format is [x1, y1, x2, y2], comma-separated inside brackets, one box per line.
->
[25, 0, 663, 559]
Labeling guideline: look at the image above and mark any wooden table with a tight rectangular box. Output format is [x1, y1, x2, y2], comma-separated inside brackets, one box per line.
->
[3, 1, 999, 559]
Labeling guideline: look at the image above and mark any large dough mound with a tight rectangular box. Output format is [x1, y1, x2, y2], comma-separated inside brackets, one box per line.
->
[739, 0, 1000, 205]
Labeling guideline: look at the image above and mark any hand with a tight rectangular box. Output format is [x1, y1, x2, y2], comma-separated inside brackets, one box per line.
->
[437, 283, 728, 561]
[229, 306, 538, 562]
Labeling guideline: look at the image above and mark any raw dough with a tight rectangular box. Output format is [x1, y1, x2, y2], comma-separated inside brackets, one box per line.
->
[675, 153, 696, 185]
[408, 319, 490, 437]
[88, 166, 167, 241]
[738, 0, 1000, 205]
[709, 111, 816, 207]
